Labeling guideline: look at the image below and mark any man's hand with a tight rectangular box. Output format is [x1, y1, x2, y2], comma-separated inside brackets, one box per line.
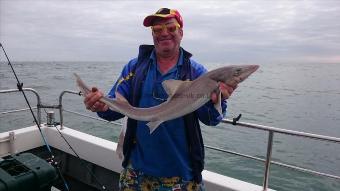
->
[211, 82, 237, 104]
[84, 87, 109, 112]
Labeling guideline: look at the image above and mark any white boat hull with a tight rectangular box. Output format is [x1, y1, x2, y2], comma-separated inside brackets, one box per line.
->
[0, 125, 275, 191]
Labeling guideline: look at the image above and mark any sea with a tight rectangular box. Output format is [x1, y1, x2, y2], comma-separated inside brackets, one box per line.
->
[1, 61, 340, 191]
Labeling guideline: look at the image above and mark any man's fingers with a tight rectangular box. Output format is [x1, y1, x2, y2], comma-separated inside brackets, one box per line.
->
[83, 87, 108, 112]
[87, 92, 102, 107]
[90, 101, 108, 112]
[102, 104, 109, 112]
[92, 87, 98, 92]
[219, 83, 237, 100]
[84, 87, 104, 110]
[90, 105, 96, 112]
[84, 87, 98, 103]
[221, 83, 234, 93]
[220, 88, 231, 100]
[211, 92, 220, 104]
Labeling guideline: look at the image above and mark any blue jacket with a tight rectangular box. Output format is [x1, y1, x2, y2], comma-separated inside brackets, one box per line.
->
[98, 45, 227, 183]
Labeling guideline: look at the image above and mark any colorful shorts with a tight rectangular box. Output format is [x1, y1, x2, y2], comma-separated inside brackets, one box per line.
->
[119, 165, 205, 191]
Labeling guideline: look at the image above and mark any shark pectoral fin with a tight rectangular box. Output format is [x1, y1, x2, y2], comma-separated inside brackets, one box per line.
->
[116, 130, 125, 160]
[146, 120, 164, 134]
[116, 116, 128, 160]
[214, 91, 223, 116]
[162, 80, 192, 97]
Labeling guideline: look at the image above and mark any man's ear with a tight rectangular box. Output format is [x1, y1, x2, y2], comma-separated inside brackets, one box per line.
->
[179, 28, 184, 37]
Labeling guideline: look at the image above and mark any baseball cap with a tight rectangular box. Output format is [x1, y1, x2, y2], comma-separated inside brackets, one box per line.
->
[143, 8, 183, 28]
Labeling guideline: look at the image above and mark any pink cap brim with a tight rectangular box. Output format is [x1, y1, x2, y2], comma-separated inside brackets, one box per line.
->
[143, 15, 177, 27]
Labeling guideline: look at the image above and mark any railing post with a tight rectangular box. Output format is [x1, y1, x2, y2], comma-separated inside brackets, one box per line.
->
[58, 90, 81, 130]
[59, 104, 64, 130]
[59, 98, 64, 130]
[37, 104, 41, 125]
[9, 131, 16, 154]
[263, 131, 274, 191]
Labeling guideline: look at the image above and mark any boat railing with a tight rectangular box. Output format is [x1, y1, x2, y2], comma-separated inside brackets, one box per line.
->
[0, 88, 42, 125]
[1, 88, 340, 191]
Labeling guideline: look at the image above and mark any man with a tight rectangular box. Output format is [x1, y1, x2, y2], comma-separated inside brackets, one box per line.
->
[84, 8, 235, 191]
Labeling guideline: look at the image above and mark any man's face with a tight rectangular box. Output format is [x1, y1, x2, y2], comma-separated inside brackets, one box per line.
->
[152, 18, 183, 57]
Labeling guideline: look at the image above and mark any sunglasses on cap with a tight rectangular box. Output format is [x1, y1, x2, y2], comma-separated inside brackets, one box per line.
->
[151, 22, 181, 35]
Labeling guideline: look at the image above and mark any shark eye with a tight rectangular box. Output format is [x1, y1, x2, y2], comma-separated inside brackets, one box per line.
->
[234, 68, 242, 76]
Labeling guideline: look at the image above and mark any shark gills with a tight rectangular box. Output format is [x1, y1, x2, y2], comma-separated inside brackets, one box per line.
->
[75, 65, 259, 134]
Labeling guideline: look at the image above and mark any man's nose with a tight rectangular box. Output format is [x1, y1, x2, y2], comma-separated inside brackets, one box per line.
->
[160, 28, 170, 36]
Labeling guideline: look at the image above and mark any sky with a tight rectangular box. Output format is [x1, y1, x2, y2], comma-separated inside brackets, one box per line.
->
[1, 0, 340, 64]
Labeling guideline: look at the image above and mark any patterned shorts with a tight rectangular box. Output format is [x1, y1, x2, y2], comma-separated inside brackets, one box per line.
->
[119, 165, 205, 191]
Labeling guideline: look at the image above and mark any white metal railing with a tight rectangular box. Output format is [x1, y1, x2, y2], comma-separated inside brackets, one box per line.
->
[220, 118, 340, 190]
[0, 88, 42, 124]
[1, 88, 340, 191]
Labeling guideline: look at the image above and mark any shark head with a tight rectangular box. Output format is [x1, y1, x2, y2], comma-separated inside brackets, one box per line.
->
[206, 65, 259, 87]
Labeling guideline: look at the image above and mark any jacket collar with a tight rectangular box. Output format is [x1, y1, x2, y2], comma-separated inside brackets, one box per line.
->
[137, 44, 192, 61]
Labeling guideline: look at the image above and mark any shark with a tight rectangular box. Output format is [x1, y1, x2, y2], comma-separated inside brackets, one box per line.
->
[75, 65, 259, 134]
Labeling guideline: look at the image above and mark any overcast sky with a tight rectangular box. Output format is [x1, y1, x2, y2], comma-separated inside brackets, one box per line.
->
[1, 0, 340, 64]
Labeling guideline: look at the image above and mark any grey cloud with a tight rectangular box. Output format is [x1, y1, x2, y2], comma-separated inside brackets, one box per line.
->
[1, 0, 339, 64]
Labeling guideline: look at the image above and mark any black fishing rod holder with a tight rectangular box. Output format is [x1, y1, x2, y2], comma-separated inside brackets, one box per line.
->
[46, 111, 55, 127]
[38, 105, 60, 127]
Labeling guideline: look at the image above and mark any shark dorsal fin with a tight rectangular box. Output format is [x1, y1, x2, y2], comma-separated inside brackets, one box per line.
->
[162, 79, 192, 97]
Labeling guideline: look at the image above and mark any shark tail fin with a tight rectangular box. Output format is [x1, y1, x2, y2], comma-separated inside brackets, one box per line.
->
[74, 73, 91, 96]
[146, 120, 164, 134]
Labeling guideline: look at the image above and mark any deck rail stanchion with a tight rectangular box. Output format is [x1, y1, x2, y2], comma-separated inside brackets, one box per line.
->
[58, 90, 83, 129]
[263, 131, 274, 191]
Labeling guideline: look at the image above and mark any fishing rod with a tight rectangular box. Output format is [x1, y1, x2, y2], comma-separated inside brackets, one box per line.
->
[0, 43, 70, 191]
[1, 43, 107, 191]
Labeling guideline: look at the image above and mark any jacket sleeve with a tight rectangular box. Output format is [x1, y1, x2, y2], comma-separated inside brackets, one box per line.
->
[97, 59, 137, 121]
[191, 61, 227, 126]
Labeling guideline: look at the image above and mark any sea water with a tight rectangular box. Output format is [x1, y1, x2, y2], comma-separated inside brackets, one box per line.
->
[1, 61, 340, 191]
